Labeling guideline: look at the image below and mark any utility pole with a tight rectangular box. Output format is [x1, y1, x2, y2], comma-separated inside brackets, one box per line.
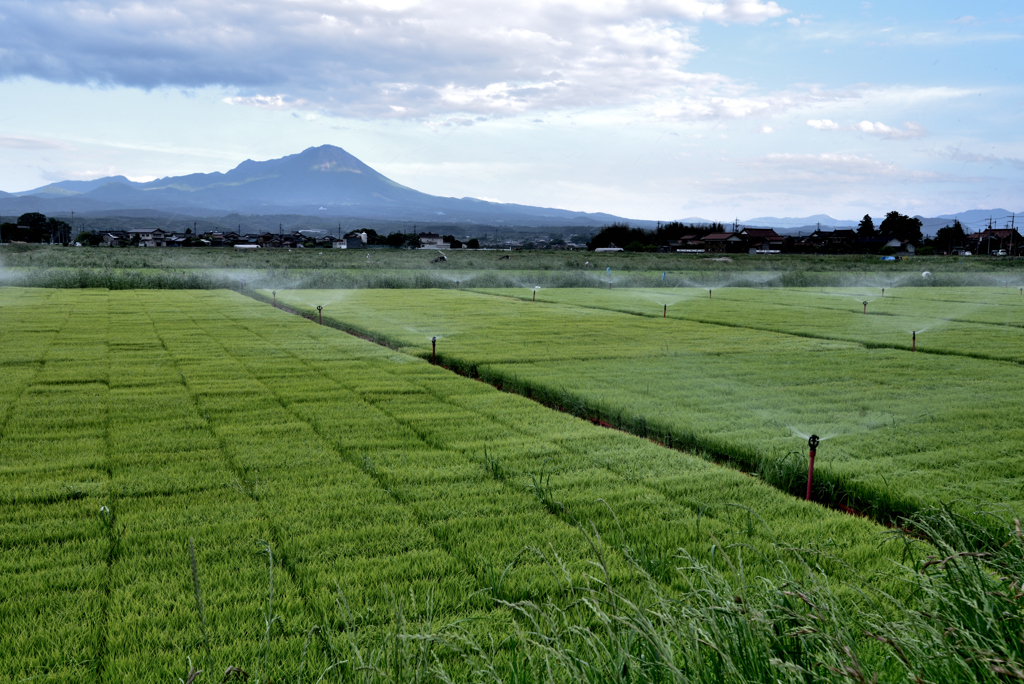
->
[1007, 211, 1015, 254]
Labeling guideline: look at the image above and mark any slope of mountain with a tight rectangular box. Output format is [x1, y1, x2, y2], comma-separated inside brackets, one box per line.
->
[743, 214, 858, 229]
[3, 146, 650, 228]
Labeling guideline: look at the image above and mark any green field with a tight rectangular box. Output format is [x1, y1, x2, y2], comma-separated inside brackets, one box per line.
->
[2, 288, 915, 683]
[270, 288, 1024, 521]
[5, 282, 1024, 682]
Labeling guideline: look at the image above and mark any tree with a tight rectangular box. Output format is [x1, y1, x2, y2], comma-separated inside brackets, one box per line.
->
[857, 214, 875, 236]
[76, 230, 103, 246]
[879, 211, 923, 243]
[934, 220, 966, 254]
[46, 217, 72, 244]
[587, 223, 649, 250]
[466, 238, 479, 249]
[17, 212, 47, 228]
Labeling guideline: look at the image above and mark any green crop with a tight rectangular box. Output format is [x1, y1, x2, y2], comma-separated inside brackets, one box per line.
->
[271, 288, 1024, 523]
[3, 288, 907, 682]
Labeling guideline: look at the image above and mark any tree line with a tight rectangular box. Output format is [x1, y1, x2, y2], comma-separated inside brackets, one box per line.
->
[587, 212, 934, 252]
[0, 213, 73, 244]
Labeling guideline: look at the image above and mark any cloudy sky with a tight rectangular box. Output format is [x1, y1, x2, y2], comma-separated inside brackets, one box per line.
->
[0, 0, 1020, 221]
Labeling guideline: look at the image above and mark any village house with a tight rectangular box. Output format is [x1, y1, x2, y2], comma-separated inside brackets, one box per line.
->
[126, 228, 170, 247]
[738, 227, 784, 253]
[699, 232, 746, 253]
[968, 228, 1023, 256]
[418, 232, 451, 249]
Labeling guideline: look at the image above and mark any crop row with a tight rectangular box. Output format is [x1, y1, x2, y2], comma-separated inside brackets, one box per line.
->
[480, 286, 1024, 363]
[269, 288, 1024, 522]
[1, 288, 898, 682]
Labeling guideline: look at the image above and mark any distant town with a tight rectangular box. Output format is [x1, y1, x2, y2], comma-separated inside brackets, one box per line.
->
[1, 210, 1019, 256]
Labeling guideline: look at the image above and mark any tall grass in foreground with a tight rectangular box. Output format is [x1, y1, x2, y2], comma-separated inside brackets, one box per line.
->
[183, 506, 1024, 683]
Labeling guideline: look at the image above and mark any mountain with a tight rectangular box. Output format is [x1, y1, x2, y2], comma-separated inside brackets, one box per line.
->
[742, 214, 858, 230]
[2, 145, 655, 229]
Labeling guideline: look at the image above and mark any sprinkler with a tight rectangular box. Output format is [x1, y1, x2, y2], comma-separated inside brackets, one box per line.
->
[663, 304, 667, 318]
[272, 291, 276, 307]
[805, 434, 819, 501]
[708, 289, 712, 300]
[912, 330, 916, 352]
[456, 280, 460, 290]
[881, 288, 885, 298]
[316, 305, 323, 325]
[533, 290, 536, 302]
[609, 281, 613, 290]
[431, 336, 437, 365]
[862, 301, 867, 314]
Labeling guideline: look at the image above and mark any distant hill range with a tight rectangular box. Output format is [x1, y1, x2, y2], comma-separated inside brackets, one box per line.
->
[1, 145, 1016, 234]
[739, 211, 1019, 236]
[0, 145, 652, 229]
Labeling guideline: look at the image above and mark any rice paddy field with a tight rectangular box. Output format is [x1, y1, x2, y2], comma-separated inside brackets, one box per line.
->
[4, 251, 1024, 682]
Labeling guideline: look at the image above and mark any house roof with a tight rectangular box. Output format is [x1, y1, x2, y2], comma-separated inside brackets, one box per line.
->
[702, 233, 742, 241]
[739, 228, 781, 239]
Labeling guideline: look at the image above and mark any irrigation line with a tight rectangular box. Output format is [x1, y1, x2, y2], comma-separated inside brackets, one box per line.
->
[477, 289, 1024, 367]
[242, 290, 913, 530]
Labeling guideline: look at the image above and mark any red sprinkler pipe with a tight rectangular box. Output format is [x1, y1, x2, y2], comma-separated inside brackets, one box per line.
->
[708, 289, 712, 299]
[431, 336, 437, 365]
[863, 301, 867, 314]
[912, 330, 916, 352]
[317, 305, 323, 325]
[882, 288, 885, 297]
[806, 434, 819, 501]
[272, 291, 277, 307]
[663, 304, 667, 318]
[533, 290, 536, 301]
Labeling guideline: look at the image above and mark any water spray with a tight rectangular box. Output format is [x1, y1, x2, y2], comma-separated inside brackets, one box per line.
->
[862, 301, 867, 314]
[317, 305, 323, 325]
[431, 336, 437, 365]
[805, 434, 819, 501]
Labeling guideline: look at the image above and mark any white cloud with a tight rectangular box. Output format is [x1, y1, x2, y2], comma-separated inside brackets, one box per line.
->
[942, 147, 1024, 171]
[787, 17, 800, 26]
[759, 125, 774, 133]
[855, 120, 926, 139]
[807, 119, 839, 130]
[0, 0, 789, 119]
[0, 135, 71, 150]
[750, 152, 945, 183]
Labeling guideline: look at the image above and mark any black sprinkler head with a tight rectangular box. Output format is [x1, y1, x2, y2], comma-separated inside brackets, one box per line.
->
[808, 434, 819, 450]
[432, 336, 437, 343]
